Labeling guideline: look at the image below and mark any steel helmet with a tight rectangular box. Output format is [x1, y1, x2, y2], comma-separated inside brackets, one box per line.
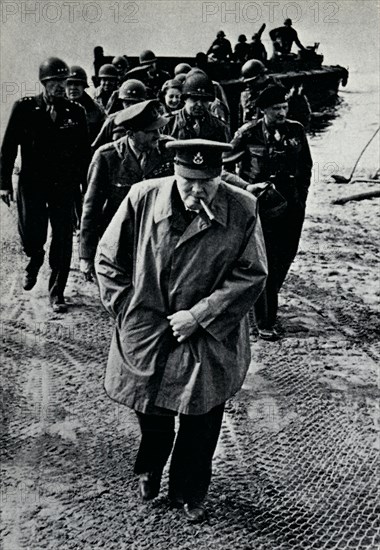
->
[112, 55, 129, 72]
[139, 50, 157, 65]
[118, 79, 147, 102]
[174, 63, 192, 76]
[98, 64, 119, 79]
[39, 57, 69, 82]
[241, 59, 267, 82]
[67, 65, 88, 87]
[182, 72, 215, 100]
[217, 30, 226, 38]
[175, 73, 187, 84]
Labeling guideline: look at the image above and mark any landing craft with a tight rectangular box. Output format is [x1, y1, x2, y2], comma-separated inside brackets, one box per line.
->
[92, 44, 349, 132]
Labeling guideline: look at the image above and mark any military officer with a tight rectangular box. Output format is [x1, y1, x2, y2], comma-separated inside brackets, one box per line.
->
[93, 64, 119, 110]
[91, 79, 147, 152]
[239, 59, 279, 125]
[124, 50, 171, 99]
[80, 99, 174, 278]
[0, 57, 90, 312]
[170, 72, 230, 141]
[65, 65, 105, 142]
[226, 85, 312, 340]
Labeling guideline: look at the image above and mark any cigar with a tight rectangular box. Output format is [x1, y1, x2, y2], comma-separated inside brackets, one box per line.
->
[200, 199, 215, 221]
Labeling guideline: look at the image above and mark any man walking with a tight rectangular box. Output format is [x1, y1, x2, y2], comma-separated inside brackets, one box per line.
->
[80, 99, 174, 279]
[225, 85, 312, 340]
[95, 138, 267, 522]
[0, 57, 90, 312]
[170, 72, 229, 141]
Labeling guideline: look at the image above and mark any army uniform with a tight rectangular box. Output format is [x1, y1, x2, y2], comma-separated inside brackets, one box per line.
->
[92, 79, 148, 151]
[0, 93, 90, 302]
[170, 106, 229, 142]
[75, 91, 105, 143]
[91, 113, 126, 152]
[228, 114, 312, 331]
[240, 76, 279, 125]
[80, 135, 174, 262]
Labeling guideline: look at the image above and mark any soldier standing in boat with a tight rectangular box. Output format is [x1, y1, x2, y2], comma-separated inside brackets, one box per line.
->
[269, 18, 306, 57]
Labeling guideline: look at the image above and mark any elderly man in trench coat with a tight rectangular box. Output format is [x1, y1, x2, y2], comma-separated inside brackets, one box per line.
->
[95, 139, 267, 522]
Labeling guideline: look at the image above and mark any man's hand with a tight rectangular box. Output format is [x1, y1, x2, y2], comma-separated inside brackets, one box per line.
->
[0, 190, 13, 207]
[167, 310, 199, 343]
[80, 259, 94, 282]
[246, 182, 268, 194]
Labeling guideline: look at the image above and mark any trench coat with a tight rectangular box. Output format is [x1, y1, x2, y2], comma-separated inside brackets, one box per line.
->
[80, 135, 174, 260]
[95, 176, 268, 415]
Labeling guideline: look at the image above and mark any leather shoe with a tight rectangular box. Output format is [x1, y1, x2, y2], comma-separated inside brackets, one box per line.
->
[258, 328, 280, 341]
[138, 472, 161, 501]
[51, 299, 68, 314]
[168, 493, 184, 508]
[23, 274, 37, 291]
[183, 503, 207, 523]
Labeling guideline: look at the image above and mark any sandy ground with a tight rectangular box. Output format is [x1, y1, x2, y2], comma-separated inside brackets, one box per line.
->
[1, 155, 379, 548]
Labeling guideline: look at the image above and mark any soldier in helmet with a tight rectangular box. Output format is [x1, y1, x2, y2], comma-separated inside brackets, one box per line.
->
[91, 79, 147, 152]
[206, 30, 233, 61]
[65, 66, 106, 231]
[239, 59, 279, 125]
[125, 50, 171, 99]
[65, 65, 105, 142]
[234, 34, 250, 64]
[80, 100, 174, 280]
[248, 33, 268, 63]
[94, 63, 120, 109]
[0, 57, 90, 312]
[112, 55, 130, 83]
[269, 18, 306, 57]
[174, 63, 192, 78]
[170, 72, 229, 141]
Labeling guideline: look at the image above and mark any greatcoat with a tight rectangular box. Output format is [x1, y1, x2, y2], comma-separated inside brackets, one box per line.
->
[80, 136, 174, 260]
[95, 176, 268, 415]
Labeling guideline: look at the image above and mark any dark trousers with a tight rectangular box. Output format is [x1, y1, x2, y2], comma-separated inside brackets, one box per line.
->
[134, 403, 225, 505]
[255, 206, 305, 329]
[17, 183, 74, 300]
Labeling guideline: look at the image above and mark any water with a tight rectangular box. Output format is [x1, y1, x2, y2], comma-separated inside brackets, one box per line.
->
[0, 0, 379, 171]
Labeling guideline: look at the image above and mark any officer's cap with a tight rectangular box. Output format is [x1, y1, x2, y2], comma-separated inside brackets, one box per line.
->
[115, 99, 169, 131]
[166, 139, 232, 179]
[256, 85, 288, 110]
